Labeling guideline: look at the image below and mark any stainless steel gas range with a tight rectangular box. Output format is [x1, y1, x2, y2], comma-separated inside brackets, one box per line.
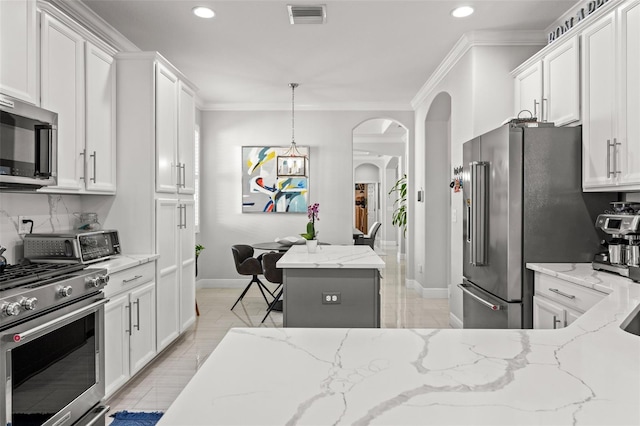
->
[0, 262, 110, 426]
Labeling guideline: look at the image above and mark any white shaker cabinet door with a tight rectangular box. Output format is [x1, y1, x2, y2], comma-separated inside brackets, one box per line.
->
[180, 199, 196, 331]
[582, 12, 617, 189]
[156, 63, 178, 193]
[40, 12, 85, 191]
[129, 281, 156, 375]
[0, 0, 37, 103]
[618, 0, 640, 186]
[543, 36, 580, 126]
[156, 198, 180, 351]
[104, 293, 130, 398]
[514, 61, 542, 119]
[85, 42, 116, 193]
[178, 82, 196, 194]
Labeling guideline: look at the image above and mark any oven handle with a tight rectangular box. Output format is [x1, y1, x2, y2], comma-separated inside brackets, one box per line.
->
[84, 405, 110, 426]
[12, 298, 109, 343]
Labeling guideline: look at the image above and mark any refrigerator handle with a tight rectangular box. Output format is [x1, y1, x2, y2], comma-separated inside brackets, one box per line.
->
[470, 161, 488, 266]
[457, 283, 502, 311]
[466, 204, 472, 244]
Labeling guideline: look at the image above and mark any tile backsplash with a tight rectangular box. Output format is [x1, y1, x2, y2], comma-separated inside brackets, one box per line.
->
[0, 193, 115, 264]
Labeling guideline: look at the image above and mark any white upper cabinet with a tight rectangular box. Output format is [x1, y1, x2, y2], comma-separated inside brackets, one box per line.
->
[178, 82, 196, 194]
[40, 12, 85, 191]
[156, 63, 179, 193]
[582, 0, 640, 191]
[513, 35, 580, 126]
[543, 36, 580, 125]
[39, 10, 117, 194]
[85, 41, 117, 192]
[0, 0, 37, 104]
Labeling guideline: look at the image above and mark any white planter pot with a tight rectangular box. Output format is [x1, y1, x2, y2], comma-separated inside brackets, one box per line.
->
[306, 239, 318, 253]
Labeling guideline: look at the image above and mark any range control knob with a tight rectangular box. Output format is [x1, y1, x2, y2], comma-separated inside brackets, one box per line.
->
[2, 302, 21, 317]
[58, 286, 73, 298]
[20, 297, 38, 311]
[86, 277, 99, 288]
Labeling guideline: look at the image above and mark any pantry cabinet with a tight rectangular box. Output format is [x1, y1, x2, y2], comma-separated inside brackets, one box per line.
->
[106, 51, 198, 354]
[513, 35, 580, 126]
[533, 272, 607, 329]
[0, 0, 37, 103]
[39, 9, 116, 194]
[104, 262, 156, 398]
[582, 0, 640, 191]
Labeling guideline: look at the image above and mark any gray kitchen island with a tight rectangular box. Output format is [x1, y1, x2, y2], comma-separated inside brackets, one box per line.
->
[276, 245, 385, 328]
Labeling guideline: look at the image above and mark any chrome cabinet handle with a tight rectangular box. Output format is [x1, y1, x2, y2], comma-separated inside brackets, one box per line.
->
[553, 315, 561, 329]
[549, 288, 576, 299]
[90, 151, 97, 183]
[123, 275, 143, 283]
[79, 149, 86, 180]
[542, 98, 548, 122]
[533, 99, 539, 118]
[607, 139, 614, 177]
[457, 283, 502, 311]
[134, 298, 140, 331]
[613, 138, 621, 175]
[181, 164, 186, 188]
[125, 302, 132, 336]
[176, 163, 183, 188]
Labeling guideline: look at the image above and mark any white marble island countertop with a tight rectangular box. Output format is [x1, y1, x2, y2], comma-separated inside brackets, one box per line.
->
[277, 245, 385, 269]
[159, 263, 640, 426]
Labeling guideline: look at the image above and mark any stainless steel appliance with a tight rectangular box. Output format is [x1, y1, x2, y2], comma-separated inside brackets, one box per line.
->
[0, 262, 109, 426]
[0, 95, 57, 190]
[592, 202, 640, 277]
[459, 124, 613, 329]
[24, 230, 121, 264]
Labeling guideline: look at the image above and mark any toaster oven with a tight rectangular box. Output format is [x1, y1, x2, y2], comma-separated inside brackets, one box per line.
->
[24, 230, 121, 264]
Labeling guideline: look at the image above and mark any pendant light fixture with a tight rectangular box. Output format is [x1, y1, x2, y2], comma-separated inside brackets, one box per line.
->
[277, 83, 307, 177]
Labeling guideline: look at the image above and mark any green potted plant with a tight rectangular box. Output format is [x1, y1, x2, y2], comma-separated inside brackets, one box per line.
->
[195, 244, 205, 276]
[301, 203, 319, 252]
[389, 174, 407, 236]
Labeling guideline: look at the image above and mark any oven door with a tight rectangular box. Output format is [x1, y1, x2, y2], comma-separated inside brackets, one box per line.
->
[0, 295, 107, 426]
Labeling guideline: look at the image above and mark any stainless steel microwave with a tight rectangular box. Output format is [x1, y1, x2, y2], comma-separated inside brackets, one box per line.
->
[24, 230, 121, 264]
[0, 95, 57, 190]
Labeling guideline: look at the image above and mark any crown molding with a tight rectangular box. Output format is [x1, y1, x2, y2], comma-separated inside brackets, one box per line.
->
[410, 30, 545, 109]
[201, 102, 413, 112]
[44, 0, 139, 52]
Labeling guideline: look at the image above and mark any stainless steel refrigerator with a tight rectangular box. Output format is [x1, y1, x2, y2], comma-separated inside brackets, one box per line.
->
[459, 124, 613, 329]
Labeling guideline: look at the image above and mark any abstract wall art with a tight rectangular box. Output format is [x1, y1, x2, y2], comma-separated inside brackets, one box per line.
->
[242, 146, 310, 213]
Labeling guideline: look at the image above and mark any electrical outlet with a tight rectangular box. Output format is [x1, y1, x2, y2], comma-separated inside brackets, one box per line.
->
[18, 216, 31, 235]
[322, 292, 341, 304]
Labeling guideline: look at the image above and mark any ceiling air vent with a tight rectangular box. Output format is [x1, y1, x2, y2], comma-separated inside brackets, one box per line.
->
[287, 4, 326, 24]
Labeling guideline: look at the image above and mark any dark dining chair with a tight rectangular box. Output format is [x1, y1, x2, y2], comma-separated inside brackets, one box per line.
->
[230, 245, 276, 310]
[260, 251, 285, 323]
[354, 221, 381, 249]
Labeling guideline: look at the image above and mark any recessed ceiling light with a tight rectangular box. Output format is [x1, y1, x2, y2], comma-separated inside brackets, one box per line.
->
[451, 6, 474, 18]
[192, 6, 215, 19]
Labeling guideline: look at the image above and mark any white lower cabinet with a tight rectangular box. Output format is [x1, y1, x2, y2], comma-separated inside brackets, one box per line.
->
[533, 271, 607, 329]
[104, 263, 156, 398]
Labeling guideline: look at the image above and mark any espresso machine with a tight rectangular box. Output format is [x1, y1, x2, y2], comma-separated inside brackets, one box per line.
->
[593, 202, 640, 281]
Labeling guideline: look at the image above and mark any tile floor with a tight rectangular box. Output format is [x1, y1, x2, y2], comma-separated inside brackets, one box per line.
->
[105, 245, 450, 419]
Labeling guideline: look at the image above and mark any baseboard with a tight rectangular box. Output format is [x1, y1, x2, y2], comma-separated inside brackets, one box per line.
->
[197, 278, 246, 289]
[449, 312, 463, 329]
[405, 279, 448, 299]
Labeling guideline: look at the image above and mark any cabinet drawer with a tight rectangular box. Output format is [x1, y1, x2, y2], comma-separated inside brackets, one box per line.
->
[535, 272, 607, 313]
[105, 262, 155, 298]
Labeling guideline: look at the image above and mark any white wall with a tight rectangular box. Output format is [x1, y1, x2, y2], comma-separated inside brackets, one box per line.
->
[197, 109, 413, 286]
[411, 43, 543, 325]
[354, 163, 379, 182]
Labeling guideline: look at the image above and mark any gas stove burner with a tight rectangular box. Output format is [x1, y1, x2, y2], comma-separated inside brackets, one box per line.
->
[0, 262, 86, 291]
[606, 202, 640, 215]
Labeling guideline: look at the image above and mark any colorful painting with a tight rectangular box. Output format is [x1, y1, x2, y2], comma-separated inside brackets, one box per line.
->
[242, 146, 309, 213]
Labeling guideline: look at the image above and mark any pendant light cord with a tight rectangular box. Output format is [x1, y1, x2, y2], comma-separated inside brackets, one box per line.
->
[290, 83, 298, 146]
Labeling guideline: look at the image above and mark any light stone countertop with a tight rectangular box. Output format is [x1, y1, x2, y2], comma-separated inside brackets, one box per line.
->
[158, 263, 640, 426]
[86, 253, 158, 274]
[277, 244, 385, 269]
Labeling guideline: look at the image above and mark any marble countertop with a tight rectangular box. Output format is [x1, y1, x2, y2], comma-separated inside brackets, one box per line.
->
[86, 253, 157, 274]
[277, 245, 385, 269]
[158, 263, 640, 426]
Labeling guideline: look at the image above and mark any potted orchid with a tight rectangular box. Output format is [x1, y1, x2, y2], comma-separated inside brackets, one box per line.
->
[301, 203, 319, 252]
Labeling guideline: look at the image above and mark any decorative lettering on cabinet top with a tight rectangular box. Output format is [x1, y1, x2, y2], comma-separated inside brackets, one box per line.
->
[548, 0, 611, 44]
